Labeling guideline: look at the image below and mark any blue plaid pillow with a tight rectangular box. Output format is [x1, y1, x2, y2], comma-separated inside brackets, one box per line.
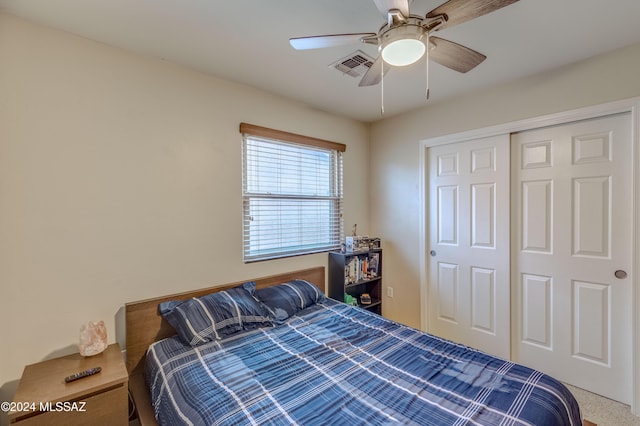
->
[159, 284, 272, 346]
[253, 280, 325, 322]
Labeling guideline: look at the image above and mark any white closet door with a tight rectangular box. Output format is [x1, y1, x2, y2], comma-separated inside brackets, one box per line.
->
[511, 113, 632, 403]
[428, 135, 510, 359]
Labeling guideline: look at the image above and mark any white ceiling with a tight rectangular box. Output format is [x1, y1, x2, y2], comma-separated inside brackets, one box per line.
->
[2, 0, 640, 122]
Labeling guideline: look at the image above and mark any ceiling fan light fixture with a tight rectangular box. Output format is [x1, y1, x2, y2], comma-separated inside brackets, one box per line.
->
[380, 24, 426, 66]
[382, 38, 425, 66]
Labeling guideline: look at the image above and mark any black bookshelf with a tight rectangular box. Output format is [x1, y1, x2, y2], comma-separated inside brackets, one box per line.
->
[328, 249, 382, 315]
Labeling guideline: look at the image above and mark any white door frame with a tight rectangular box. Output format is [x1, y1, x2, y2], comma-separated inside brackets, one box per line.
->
[418, 96, 640, 415]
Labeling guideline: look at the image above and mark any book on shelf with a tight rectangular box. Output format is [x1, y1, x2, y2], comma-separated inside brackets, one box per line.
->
[368, 252, 379, 276]
[344, 253, 379, 284]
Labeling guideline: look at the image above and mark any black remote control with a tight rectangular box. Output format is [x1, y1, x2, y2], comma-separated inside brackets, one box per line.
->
[64, 366, 102, 383]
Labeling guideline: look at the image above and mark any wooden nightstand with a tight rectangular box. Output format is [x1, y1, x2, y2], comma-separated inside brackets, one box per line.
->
[8, 343, 128, 425]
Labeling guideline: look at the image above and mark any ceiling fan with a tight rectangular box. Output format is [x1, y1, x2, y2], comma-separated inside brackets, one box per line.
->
[290, 0, 520, 89]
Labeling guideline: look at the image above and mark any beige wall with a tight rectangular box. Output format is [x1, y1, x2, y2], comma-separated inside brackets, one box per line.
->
[370, 42, 640, 328]
[0, 13, 370, 413]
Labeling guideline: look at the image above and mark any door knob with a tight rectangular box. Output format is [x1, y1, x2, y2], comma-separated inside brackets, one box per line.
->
[430, 250, 437, 257]
[615, 270, 627, 279]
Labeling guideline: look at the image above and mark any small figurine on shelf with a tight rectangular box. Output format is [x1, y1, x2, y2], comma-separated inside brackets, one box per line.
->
[360, 293, 372, 305]
[344, 293, 358, 306]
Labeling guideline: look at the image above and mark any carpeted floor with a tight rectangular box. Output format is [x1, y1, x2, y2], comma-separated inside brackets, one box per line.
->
[565, 384, 640, 426]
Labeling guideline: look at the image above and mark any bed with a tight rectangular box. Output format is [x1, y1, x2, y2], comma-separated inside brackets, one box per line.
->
[125, 267, 583, 425]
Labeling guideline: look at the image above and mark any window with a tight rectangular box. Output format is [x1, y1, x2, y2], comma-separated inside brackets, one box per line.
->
[240, 123, 345, 262]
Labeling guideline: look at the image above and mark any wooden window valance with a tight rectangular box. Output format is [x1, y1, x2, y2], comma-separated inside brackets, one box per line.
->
[239, 123, 346, 153]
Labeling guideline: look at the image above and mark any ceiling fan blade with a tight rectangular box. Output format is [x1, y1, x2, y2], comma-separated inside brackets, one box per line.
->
[359, 56, 392, 87]
[290, 33, 376, 50]
[426, 0, 519, 31]
[372, 0, 410, 19]
[429, 37, 486, 73]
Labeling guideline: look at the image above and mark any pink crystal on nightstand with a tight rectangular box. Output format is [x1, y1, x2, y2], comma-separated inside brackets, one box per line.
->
[79, 320, 108, 356]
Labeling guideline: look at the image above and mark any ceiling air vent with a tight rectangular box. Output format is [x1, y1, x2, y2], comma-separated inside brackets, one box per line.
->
[330, 50, 374, 78]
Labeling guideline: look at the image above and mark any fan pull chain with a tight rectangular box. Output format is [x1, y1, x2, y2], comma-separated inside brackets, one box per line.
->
[381, 58, 385, 116]
[425, 33, 430, 100]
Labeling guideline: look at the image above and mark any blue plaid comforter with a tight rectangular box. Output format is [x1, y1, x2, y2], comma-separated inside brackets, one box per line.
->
[146, 300, 582, 425]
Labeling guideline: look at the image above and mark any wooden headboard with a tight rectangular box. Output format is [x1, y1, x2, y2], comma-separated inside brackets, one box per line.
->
[124, 266, 325, 376]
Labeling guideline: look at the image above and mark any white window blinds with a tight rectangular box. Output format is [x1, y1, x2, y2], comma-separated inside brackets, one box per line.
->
[240, 123, 345, 262]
